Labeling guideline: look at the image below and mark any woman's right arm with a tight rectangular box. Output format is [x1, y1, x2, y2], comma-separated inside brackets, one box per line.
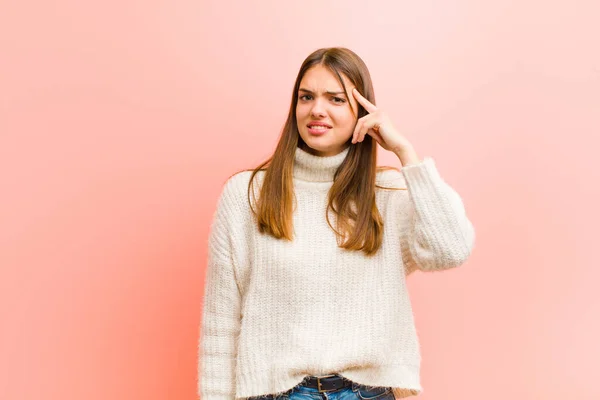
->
[197, 179, 242, 400]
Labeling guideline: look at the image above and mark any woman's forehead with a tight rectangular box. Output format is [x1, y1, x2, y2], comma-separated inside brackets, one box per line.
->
[299, 65, 352, 91]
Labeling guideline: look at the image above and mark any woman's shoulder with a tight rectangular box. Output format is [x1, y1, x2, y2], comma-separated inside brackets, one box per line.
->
[224, 168, 265, 188]
[217, 169, 265, 206]
[223, 169, 253, 188]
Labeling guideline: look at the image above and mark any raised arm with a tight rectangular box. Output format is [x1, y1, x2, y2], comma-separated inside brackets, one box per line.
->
[400, 157, 475, 273]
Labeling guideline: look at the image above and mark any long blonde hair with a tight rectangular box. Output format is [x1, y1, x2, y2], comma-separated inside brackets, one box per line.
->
[237, 47, 403, 256]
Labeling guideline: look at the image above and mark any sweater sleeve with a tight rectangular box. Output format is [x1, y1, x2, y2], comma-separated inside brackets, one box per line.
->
[197, 179, 242, 400]
[400, 157, 475, 273]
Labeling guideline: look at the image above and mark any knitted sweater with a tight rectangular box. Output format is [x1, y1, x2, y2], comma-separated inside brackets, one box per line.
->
[197, 146, 475, 400]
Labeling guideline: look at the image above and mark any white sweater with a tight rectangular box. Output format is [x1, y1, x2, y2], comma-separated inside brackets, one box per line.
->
[198, 146, 475, 400]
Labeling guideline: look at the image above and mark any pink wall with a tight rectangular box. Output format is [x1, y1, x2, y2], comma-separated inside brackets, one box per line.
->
[1, 1, 599, 399]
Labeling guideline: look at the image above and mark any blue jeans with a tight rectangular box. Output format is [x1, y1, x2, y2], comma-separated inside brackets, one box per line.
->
[248, 376, 394, 400]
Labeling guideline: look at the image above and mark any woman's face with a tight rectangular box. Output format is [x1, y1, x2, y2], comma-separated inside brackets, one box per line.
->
[296, 65, 359, 157]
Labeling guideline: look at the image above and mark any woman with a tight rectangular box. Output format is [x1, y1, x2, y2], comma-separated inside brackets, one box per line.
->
[198, 47, 475, 400]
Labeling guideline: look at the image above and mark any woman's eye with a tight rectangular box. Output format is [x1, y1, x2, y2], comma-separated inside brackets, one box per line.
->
[299, 94, 345, 103]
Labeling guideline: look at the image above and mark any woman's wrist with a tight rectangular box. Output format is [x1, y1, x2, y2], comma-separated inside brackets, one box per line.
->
[394, 146, 421, 167]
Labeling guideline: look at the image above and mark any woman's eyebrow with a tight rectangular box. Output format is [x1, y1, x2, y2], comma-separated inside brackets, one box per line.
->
[298, 88, 347, 95]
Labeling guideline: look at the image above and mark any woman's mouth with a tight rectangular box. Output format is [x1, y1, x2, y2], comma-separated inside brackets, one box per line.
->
[307, 124, 331, 136]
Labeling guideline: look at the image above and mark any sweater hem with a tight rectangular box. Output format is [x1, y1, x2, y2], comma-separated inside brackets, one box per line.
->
[235, 364, 422, 400]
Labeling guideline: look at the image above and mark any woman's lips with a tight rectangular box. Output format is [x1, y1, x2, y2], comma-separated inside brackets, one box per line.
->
[307, 125, 331, 135]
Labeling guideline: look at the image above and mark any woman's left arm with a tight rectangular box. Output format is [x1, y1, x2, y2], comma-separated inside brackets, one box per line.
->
[351, 88, 476, 271]
[398, 152, 476, 272]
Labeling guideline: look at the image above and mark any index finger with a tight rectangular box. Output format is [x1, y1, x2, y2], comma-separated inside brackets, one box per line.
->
[352, 88, 377, 113]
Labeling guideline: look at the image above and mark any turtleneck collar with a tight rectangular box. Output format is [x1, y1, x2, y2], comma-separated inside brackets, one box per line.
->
[293, 145, 350, 182]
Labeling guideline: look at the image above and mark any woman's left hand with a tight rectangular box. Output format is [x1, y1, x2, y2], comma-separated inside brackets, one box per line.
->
[351, 88, 413, 155]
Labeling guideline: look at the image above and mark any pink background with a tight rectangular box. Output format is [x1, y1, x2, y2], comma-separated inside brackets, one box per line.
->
[1, 1, 599, 399]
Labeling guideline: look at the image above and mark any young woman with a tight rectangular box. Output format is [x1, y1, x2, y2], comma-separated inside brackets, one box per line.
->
[198, 47, 475, 400]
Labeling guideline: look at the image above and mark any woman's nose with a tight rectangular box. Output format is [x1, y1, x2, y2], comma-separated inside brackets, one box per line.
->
[310, 99, 326, 118]
[311, 109, 326, 118]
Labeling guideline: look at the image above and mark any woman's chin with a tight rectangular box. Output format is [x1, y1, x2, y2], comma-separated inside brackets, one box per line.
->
[301, 141, 348, 157]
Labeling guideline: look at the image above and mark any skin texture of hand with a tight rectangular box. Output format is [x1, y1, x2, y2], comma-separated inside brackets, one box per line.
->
[351, 88, 421, 166]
